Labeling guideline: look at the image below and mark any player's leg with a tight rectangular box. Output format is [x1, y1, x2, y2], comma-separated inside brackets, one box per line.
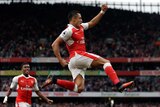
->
[42, 64, 85, 93]
[47, 73, 84, 93]
[41, 76, 79, 92]
[74, 74, 85, 93]
[91, 56, 134, 92]
[41, 75, 84, 93]
[73, 52, 120, 85]
[91, 57, 120, 85]
[42, 55, 87, 93]
[50, 63, 85, 93]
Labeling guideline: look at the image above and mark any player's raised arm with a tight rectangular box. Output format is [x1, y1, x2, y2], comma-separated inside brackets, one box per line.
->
[88, 4, 108, 28]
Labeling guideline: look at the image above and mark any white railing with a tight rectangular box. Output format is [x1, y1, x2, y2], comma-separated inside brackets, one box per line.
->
[0, 0, 159, 14]
[1, 92, 160, 97]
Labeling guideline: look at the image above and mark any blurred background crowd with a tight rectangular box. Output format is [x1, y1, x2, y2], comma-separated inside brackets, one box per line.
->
[0, 3, 160, 58]
[0, 2, 160, 107]
[0, 76, 160, 92]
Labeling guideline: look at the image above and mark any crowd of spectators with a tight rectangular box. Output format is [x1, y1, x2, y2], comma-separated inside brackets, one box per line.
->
[1, 62, 160, 71]
[114, 103, 160, 107]
[1, 76, 160, 92]
[0, 3, 160, 107]
[0, 102, 108, 107]
[0, 3, 160, 58]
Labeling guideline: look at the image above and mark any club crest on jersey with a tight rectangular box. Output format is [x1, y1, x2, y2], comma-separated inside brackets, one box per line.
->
[63, 31, 66, 35]
[31, 80, 34, 84]
[62, 31, 66, 37]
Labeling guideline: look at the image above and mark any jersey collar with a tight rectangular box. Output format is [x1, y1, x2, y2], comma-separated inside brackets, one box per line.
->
[68, 24, 79, 30]
[22, 74, 31, 78]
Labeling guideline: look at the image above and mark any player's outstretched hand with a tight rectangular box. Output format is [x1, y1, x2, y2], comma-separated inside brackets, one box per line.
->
[101, 4, 108, 12]
[47, 99, 53, 104]
[59, 58, 68, 67]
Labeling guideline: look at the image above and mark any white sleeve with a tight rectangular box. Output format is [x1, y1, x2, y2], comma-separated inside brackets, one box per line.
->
[59, 28, 72, 41]
[34, 79, 39, 91]
[10, 77, 18, 89]
[81, 23, 89, 30]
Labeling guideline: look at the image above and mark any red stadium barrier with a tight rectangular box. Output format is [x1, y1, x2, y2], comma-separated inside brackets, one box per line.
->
[0, 58, 31, 62]
[0, 57, 160, 63]
[116, 71, 140, 76]
[116, 70, 160, 76]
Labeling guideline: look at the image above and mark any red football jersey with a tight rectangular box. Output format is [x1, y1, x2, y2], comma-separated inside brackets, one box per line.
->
[10, 74, 39, 104]
[60, 23, 89, 58]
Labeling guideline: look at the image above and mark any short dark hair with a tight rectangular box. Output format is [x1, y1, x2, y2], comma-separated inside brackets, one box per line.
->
[21, 62, 30, 69]
[68, 10, 80, 21]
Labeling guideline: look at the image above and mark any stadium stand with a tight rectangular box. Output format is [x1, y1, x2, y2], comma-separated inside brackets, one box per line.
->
[1, 76, 160, 92]
[0, 3, 160, 107]
[0, 3, 160, 58]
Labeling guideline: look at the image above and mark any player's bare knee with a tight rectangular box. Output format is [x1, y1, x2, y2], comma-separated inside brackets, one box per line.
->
[100, 58, 110, 65]
[77, 85, 85, 93]
[103, 60, 112, 70]
[78, 87, 84, 93]
[104, 59, 110, 63]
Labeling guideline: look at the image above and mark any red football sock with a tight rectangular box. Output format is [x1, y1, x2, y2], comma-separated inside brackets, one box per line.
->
[103, 63, 120, 85]
[57, 79, 78, 92]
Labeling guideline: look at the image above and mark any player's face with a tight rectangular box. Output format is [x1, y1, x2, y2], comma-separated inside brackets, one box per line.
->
[22, 64, 30, 75]
[74, 13, 82, 27]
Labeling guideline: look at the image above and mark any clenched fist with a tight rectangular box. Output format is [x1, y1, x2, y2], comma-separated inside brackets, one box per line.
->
[101, 4, 108, 13]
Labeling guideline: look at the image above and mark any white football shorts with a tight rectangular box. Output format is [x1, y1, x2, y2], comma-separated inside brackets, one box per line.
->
[68, 52, 100, 80]
[16, 102, 31, 107]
